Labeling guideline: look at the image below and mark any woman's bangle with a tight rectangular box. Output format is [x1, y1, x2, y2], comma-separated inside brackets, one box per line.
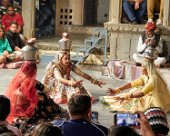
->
[124, 93, 133, 100]
[91, 78, 98, 84]
[115, 88, 121, 93]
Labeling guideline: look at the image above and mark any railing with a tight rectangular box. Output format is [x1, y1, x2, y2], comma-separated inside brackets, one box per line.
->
[71, 28, 108, 65]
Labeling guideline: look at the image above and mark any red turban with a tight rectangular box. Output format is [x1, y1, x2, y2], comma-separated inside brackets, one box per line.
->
[145, 22, 156, 31]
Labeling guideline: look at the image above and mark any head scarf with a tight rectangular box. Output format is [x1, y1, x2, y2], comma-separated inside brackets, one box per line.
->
[6, 61, 38, 123]
[145, 22, 156, 31]
[142, 60, 170, 112]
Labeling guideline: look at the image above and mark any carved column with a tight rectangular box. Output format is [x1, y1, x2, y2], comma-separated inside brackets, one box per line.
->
[22, 0, 35, 38]
[163, 0, 170, 26]
[108, 0, 122, 24]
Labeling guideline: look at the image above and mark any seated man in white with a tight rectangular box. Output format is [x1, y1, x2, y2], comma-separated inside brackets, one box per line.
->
[133, 22, 166, 67]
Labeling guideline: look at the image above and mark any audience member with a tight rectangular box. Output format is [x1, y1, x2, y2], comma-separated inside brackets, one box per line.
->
[0, 26, 21, 64]
[109, 112, 155, 136]
[60, 94, 108, 136]
[0, 0, 11, 15]
[122, 0, 146, 24]
[144, 107, 169, 136]
[5, 22, 24, 60]
[147, 0, 164, 25]
[0, 95, 22, 136]
[2, 5, 24, 33]
[133, 22, 166, 67]
[31, 123, 62, 136]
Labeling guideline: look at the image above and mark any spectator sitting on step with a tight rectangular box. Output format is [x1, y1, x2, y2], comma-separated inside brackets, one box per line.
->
[60, 94, 108, 136]
[0, 0, 11, 15]
[5, 22, 24, 60]
[2, 5, 24, 33]
[133, 22, 166, 67]
[122, 0, 146, 24]
[0, 26, 21, 64]
[5, 22, 36, 61]
[147, 0, 164, 25]
[0, 95, 22, 136]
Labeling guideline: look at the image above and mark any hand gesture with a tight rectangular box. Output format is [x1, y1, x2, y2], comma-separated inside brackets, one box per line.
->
[96, 80, 106, 88]
[145, 38, 150, 44]
[72, 80, 83, 87]
[107, 88, 118, 96]
[137, 112, 155, 136]
[113, 96, 125, 103]
[134, 2, 140, 10]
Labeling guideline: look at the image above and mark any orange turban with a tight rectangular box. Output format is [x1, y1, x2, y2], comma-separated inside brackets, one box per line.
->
[145, 22, 156, 31]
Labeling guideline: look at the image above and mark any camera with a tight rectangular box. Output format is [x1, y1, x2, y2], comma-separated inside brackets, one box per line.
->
[114, 113, 139, 126]
[91, 111, 98, 124]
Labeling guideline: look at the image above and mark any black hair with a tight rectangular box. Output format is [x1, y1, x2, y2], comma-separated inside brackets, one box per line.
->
[0, 26, 5, 39]
[0, 95, 10, 121]
[7, 5, 14, 10]
[68, 94, 91, 115]
[109, 126, 139, 136]
[32, 123, 62, 136]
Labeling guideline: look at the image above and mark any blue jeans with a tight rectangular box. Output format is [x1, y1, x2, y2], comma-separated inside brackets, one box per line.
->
[123, 0, 146, 22]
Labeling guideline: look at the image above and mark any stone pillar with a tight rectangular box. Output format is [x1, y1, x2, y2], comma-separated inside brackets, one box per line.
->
[22, 0, 35, 38]
[163, 0, 170, 26]
[70, 0, 84, 25]
[108, 0, 122, 24]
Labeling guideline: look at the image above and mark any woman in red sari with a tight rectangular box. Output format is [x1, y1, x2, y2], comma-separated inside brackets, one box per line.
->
[6, 61, 67, 125]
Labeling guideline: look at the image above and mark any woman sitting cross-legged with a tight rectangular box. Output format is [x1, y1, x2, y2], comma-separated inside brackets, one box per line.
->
[99, 48, 170, 113]
[43, 50, 105, 104]
[5, 61, 68, 134]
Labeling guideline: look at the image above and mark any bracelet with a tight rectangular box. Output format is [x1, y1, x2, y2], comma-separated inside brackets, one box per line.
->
[115, 88, 121, 93]
[124, 93, 132, 100]
[91, 78, 98, 84]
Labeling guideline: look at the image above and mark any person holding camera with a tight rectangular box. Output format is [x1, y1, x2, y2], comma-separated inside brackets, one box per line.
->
[109, 112, 155, 136]
[99, 46, 170, 113]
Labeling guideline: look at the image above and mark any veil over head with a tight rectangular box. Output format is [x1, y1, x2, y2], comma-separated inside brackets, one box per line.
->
[6, 61, 38, 123]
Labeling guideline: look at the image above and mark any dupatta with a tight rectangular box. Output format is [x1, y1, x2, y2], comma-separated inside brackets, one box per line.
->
[6, 61, 38, 123]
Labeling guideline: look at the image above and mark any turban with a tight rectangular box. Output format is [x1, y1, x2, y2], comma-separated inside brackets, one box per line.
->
[145, 22, 156, 31]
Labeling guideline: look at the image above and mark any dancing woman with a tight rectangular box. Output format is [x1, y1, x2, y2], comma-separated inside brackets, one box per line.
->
[99, 48, 170, 113]
[43, 51, 105, 104]
[5, 61, 67, 125]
